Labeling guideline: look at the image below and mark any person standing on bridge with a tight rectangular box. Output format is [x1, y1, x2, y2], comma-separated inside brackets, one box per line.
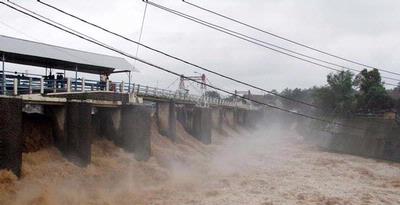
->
[99, 73, 108, 91]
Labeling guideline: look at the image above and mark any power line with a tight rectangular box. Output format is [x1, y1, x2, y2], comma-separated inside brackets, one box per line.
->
[144, 1, 399, 85]
[183, 0, 400, 77]
[133, 2, 148, 70]
[0, 1, 364, 131]
[36, 0, 323, 108]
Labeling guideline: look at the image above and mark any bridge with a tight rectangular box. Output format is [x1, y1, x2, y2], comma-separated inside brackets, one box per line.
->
[0, 35, 262, 177]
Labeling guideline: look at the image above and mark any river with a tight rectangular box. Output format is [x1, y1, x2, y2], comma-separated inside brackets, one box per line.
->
[1, 122, 399, 205]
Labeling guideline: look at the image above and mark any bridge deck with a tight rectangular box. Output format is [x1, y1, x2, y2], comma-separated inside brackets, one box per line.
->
[0, 72, 253, 109]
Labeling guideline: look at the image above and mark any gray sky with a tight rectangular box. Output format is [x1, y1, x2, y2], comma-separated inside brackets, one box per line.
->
[1, 0, 400, 94]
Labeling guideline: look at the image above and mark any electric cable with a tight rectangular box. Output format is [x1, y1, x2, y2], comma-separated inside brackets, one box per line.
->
[183, 0, 400, 77]
[0, 0, 365, 131]
[36, 0, 328, 108]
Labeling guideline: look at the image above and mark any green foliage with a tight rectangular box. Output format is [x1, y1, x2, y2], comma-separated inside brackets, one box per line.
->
[280, 88, 303, 109]
[354, 69, 393, 112]
[313, 70, 356, 114]
[354, 69, 382, 93]
[313, 86, 336, 111]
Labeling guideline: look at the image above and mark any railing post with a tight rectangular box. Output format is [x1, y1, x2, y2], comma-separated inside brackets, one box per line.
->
[40, 77, 44, 94]
[53, 79, 56, 93]
[136, 84, 140, 95]
[132, 83, 135, 94]
[106, 80, 110, 91]
[28, 77, 32, 94]
[81, 78, 85, 92]
[2, 53, 5, 95]
[120, 81, 124, 93]
[128, 71, 131, 93]
[145, 86, 148, 94]
[13, 78, 18, 96]
[67, 77, 71, 93]
[74, 65, 78, 91]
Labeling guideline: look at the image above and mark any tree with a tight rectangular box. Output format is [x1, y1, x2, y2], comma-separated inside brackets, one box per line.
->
[327, 70, 356, 113]
[313, 70, 356, 114]
[280, 88, 304, 109]
[354, 69, 393, 112]
[354, 68, 382, 93]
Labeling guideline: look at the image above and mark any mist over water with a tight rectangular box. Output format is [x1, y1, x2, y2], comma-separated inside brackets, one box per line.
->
[1, 117, 400, 205]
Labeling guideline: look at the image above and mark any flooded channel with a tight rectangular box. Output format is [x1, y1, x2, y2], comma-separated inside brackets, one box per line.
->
[1, 121, 400, 205]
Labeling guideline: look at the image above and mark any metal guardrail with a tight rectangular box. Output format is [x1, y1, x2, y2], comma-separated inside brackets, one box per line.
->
[0, 72, 251, 109]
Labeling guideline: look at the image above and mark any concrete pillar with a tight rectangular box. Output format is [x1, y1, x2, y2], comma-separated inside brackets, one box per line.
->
[169, 101, 177, 141]
[50, 106, 67, 154]
[234, 108, 246, 126]
[0, 97, 23, 177]
[244, 110, 262, 128]
[50, 102, 92, 166]
[224, 108, 235, 128]
[121, 105, 151, 161]
[156, 101, 176, 141]
[192, 107, 212, 144]
[66, 102, 92, 166]
[211, 107, 223, 131]
[176, 105, 193, 131]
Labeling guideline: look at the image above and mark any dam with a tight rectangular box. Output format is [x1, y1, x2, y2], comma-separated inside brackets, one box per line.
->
[0, 35, 261, 177]
[0, 36, 399, 205]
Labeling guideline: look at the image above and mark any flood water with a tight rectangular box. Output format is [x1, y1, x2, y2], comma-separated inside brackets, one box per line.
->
[1, 121, 400, 205]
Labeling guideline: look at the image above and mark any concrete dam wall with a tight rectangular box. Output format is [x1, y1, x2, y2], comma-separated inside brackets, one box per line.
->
[297, 114, 400, 163]
[320, 117, 400, 162]
[0, 97, 263, 177]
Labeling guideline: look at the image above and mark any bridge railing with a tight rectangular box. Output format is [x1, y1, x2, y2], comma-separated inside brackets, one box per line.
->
[0, 72, 252, 109]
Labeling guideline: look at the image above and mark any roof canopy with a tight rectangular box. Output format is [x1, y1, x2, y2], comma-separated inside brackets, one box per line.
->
[0, 35, 135, 74]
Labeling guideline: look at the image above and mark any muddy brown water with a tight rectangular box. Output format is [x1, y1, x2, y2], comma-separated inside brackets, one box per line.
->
[1, 122, 400, 205]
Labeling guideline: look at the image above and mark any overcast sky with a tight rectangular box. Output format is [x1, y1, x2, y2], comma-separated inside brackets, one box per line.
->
[1, 0, 400, 94]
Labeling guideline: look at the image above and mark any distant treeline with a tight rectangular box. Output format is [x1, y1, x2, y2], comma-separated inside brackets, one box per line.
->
[280, 69, 398, 115]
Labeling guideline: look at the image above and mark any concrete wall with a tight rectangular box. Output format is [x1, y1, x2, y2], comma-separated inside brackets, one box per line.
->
[222, 108, 235, 128]
[66, 102, 92, 166]
[243, 110, 264, 128]
[156, 101, 176, 141]
[0, 98, 23, 177]
[211, 107, 223, 130]
[193, 107, 212, 144]
[319, 117, 400, 162]
[0, 95, 261, 177]
[47, 92, 129, 103]
[93, 105, 152, 161]
[49, 102, 92, 166]
[177, 105, 212, 144]
[120, 105, 151, 161]
[177, 105, 194, 132]
[234, 108, 246, 126]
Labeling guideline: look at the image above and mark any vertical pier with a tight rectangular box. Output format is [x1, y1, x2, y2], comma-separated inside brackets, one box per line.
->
[0, 97, 23, 176]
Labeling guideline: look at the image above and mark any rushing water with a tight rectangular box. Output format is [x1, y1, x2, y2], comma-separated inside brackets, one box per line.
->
[1, 121, 400, 205]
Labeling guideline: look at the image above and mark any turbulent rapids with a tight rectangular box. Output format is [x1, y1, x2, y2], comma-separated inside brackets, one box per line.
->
[1, 119, 400, 205]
